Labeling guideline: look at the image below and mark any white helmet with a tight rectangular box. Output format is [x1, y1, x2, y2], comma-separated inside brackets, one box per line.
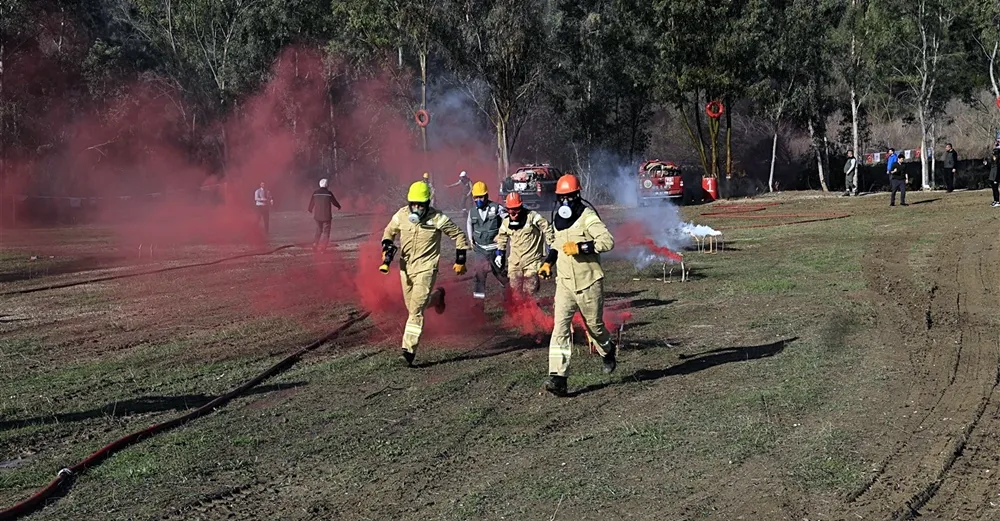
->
[459, 171, 467, 178]
[319, 179, 328, 188]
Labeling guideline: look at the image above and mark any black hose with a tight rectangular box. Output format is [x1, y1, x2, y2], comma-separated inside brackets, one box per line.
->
[0, 311, 370, 520]
[3, 243, 306, 296]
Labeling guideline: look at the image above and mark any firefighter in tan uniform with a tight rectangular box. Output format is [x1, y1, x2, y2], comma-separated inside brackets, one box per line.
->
[381, 181, 471, 366]
[495, 192, 554, 297]
[539, 174, 617, 396]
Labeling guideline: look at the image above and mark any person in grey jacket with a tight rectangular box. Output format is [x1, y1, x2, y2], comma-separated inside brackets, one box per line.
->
[843, 150, 858, 196]
[941, 143, 957, 192]
[308, 179, 342, 252]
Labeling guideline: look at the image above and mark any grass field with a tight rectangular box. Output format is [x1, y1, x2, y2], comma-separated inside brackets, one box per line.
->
[1, 189, 998, 520]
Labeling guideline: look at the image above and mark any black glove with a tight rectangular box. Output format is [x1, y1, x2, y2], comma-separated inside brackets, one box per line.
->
[455, 249, 467, 265]
[382, 239, 393, 252]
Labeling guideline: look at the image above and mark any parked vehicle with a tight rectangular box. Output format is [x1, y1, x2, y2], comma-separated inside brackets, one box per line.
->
[498, 164, 565, 211]
[637, 159, 684, 205]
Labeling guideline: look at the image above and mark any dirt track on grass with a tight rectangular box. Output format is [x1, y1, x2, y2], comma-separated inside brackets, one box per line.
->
[843, 215, 1000, 520]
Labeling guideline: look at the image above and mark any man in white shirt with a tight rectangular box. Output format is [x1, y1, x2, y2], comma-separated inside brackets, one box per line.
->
[254, 182, 273, 235]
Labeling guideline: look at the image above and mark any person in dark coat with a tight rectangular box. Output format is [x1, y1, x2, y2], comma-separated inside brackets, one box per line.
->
[889, 157, 908, 207]
[941, 143, 958, 192]
[308, 178, 341, 252]
[986, 149, 1000, 207]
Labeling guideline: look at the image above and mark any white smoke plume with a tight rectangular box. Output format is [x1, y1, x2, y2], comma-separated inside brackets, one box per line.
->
[584, 150, 720, 268]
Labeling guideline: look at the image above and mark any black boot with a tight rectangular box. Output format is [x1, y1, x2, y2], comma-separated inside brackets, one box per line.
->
[544, 375, 567, 397]
[433, 287, 446, 315]
[602, 346, 617, 375]
[401, 350, 415, 367]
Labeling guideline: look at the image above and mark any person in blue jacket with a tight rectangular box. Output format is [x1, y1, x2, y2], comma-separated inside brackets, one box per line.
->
[886, 148, 898, 177]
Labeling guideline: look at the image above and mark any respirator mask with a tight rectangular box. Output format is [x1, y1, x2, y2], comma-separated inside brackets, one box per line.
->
[557, 193, 579, 219]
[408, 203, 427, 224]
[507, 208, 522, 227]
[474, 197, 487, 209]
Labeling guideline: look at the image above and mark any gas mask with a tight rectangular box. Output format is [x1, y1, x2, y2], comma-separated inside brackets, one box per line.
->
[408, 203, 427, 223]
[557, 194, 579, 219]
[507, 209, 523, 227]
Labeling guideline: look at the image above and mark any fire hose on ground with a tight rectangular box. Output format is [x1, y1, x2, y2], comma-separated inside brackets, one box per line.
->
[699, 202, 851, 230]
[2, 235, 374, 296]
[0, 311, 371, 521]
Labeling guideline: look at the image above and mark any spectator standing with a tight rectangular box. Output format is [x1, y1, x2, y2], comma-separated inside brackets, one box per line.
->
[844, 150, 858, 196]
[986, 149, 1000, 207]
[886, 148, 898, 178]
[889, 158, 908, 207]
[254, 182, 273, 235]
[941, 143, 958, 192]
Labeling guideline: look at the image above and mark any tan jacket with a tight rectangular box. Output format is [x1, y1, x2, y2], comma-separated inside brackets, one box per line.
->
[553, 207, 614, 292]
[382, 206, 471, 274]
[496, 210, 554, 272]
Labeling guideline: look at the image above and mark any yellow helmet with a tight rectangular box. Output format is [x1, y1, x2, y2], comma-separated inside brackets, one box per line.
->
[407, 181, 432, 203]
[471, 181, 489, 197]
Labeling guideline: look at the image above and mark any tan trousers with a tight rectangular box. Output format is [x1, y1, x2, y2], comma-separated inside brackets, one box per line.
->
[548, 278, 613, 376]
[508, 267, 539, 297]
[401, 269, 439, 353]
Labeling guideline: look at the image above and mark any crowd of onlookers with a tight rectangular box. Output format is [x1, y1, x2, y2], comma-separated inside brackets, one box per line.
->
[839, 139, 1000, 206]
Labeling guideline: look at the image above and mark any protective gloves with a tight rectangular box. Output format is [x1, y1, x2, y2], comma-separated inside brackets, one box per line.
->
[454, 249, 467, 275]
[562, 241, 595, 256]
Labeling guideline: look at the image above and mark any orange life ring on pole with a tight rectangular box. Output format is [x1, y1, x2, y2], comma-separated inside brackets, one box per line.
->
[415, 109, 430, 127]
[705, 100, 725, 119]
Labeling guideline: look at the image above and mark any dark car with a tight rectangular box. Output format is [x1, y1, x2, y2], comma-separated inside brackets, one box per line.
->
[499, 164, 565, 211]
[637, 159, 684, 205]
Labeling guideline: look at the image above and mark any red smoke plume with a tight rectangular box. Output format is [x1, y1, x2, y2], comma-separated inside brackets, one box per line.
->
[614, 220, 684, 263]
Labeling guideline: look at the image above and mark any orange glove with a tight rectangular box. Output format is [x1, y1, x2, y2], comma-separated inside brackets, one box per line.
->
[453, 263, 467, 275]
[562, 242, 580, 256]
[539, 263, 552, 279]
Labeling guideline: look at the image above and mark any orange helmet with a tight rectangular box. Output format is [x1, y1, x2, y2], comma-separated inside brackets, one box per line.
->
[555, 174, 581, 195]
[505, 192, 523, 209]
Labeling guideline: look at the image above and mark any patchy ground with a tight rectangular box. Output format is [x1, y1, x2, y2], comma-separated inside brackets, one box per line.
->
[1, 189, 998, 520]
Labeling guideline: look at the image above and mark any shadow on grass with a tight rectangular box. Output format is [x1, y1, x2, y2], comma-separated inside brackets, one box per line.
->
[909, 198, 941, 205]
[567, 337, 796, 397]
[0, 382, 305, 431]
[415, 335, 548, 368]
[605, 290, 645, 299]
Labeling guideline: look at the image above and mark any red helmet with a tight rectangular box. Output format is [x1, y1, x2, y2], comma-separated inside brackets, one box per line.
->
[555, 174, 581, 195]
[505, 192, 523, 209]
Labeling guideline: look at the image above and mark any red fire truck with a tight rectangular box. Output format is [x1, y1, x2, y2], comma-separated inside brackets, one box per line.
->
[637, 160, 684, 205]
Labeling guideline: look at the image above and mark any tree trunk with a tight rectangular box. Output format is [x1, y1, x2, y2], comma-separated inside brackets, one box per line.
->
[725, 96, 733, 179]
[769, 131, 778, 192]
[930, 118, 937, 189]
[709, 117, 719, 180]
[808, 119, 829, 192]
[680, 103, 710, 178]
[990, 40, 1000, 104]
[329, 90, 338, 180]
[419, 50, 428, 155]
[918, 107, 929, 188]
[0, 39, 5, 227]
[496, 115, 510, 184]
[850, 86, 860, 190]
